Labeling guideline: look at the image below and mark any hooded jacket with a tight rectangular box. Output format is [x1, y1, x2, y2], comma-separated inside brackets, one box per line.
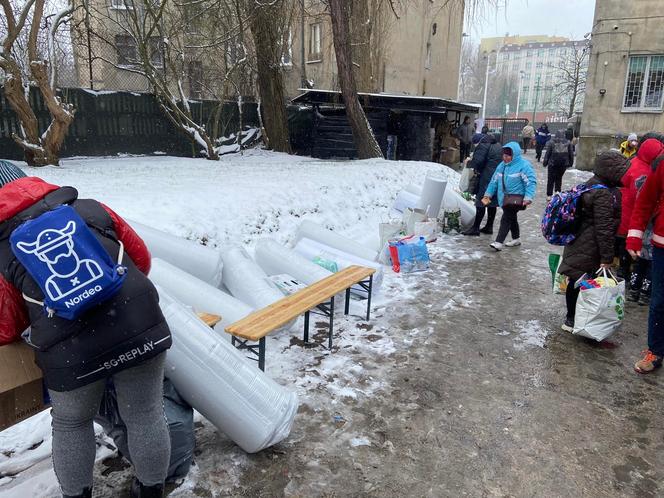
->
[484, 142, 537, 206]
[559, 152, 629, 281]
[627, 154, 664, 253]
[0, 177, 171, 391]
[469, 133, 502, 207]
[543, 130, 574, 169]
[618, 138, 664, 236]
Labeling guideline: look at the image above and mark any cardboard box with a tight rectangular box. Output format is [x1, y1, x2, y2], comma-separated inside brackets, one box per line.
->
[0, 342, 45, 431]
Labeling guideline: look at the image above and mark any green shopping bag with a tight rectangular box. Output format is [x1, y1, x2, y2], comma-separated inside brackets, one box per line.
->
[548, 253, 568, 295]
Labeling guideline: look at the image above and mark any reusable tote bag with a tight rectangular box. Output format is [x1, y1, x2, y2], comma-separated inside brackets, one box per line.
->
[573, 268, 625, 342]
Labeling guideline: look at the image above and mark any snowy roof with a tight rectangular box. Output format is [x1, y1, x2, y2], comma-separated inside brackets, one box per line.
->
[292, 90, 481, 114]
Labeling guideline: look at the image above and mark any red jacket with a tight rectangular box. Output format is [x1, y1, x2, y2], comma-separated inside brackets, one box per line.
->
[627, 156, 664, 253]
[619, 139, 664, 236]
[0, 177, 151, 345]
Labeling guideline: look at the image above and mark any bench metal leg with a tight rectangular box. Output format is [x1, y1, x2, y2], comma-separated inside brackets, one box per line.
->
[329, 295, 335, 350]
[366, 274, 373, 321]
[231, 336, 266, 371]
[304, 311, 310, 343]
[344, 288, 351, 315]
[258, 337, 266, 371]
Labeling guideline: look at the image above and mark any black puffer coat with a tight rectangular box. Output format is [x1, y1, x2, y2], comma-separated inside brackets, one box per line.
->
[469, 133, 502, 208]
[559, 151, 629, 281]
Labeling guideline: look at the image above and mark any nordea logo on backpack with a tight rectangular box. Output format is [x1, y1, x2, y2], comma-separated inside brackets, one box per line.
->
[10, 205, 127, 320]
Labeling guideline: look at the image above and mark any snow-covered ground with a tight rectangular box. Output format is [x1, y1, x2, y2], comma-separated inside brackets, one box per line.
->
[0, 150, 469, 496]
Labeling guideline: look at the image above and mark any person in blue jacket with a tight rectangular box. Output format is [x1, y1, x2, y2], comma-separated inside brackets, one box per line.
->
[482, 142, 538, 251]
[535, 123, 551, 162]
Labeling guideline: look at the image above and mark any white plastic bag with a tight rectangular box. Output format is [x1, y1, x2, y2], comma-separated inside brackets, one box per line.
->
[458, 167, 474, 193]
[413, 220, 438, 242]
[402, 207, 427, 234]
[573, 269, 625, 341]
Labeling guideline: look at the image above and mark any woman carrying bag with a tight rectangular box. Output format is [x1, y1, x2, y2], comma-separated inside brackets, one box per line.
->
[482, 142, 537, 251]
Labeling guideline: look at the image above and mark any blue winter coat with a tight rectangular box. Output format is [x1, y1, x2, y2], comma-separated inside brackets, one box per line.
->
[485, 141, 538, 207]
[535, 126, 552, 146]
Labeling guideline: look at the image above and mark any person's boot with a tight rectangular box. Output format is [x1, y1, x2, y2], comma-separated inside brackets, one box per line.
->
[462, 227, 481, 236]
[639, 278, 652, 306]
[561, 317, 574, 332]
[130, 478, 165, 498]
[479, 225, 493, 235]
[627, 272, 640, 302]
[63, 488, 92, 498]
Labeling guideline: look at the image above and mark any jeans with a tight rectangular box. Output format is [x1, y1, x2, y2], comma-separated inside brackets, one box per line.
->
[546, 166, 566, 196]
[648, 246, 664, 355]
[495, 206, 521, 243]
[49, 353, 170, 496]
[566, 283, 580, 320]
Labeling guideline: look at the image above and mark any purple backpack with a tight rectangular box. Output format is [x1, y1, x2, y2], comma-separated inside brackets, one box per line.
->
[541, 184, 608, 245]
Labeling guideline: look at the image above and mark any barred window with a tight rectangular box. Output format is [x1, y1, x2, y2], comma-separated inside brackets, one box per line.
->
[623, 55, 664, 111]
[309, 23, 322, 60]
[115, 35, 137, 65]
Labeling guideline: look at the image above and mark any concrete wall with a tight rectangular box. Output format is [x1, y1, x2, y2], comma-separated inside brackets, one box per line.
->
[578, 0, 664, 170]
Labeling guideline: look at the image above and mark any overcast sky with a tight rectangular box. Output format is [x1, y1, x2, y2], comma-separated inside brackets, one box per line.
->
[465, 0, 597, 42]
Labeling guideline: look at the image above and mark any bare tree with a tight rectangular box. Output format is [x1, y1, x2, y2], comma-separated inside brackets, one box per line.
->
[458, 37, 484, 102]
[246, 0, 291, 153]
[547, 41, 589, 118]
[0, 0, 75, 166]
[328, 0, 382, 159]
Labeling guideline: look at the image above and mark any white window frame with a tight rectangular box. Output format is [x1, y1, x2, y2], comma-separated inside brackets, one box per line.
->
[622, 54, 664, 113]
[308, 23, 322, 62]
[110, 0, 134, 10]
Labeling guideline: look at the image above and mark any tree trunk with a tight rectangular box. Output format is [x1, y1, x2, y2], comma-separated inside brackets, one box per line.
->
[248, 1, 291, 153]
[329, 0, 382, 159]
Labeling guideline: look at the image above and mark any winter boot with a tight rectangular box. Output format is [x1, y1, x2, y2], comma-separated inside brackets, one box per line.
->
[63, 488, 92, 498]
[635, 350, 663, 374]
[561, 317, 574, 332]
[462, 227, 481, 236]
[130, 478, 165, 498]
[479, 225, 494, 235]
[639, 278, 652, 306]
[627, 272, 641, 302]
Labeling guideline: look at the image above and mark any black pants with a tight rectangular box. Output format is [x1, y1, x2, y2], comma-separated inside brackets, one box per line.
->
[566, 283, 580, 321]
[496, 206, 521, 243]
[472, 206, 497, 230]
[630, 258, 653, 295]
[460, 142, 471, 162]
[546, 166, 566, 196]
[535, 142, 545, 161]
[522, 137, 531, 152]
[614, 237, 632, 278]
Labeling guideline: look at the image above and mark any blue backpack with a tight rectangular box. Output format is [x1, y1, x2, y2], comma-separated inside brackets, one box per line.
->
[541, 184, 608, 246]
[9, 204, 127, 320]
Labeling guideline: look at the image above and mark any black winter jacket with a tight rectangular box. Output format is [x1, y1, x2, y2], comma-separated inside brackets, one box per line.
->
[559, 152, 629, 281]
[469, 134, 502, 207]
[0, 187, 171, 392]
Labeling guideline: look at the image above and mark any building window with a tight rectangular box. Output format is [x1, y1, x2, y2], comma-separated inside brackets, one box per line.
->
[184, 1, 203, 34]
[149, 37, 163, 67]
[110, 0, 133, 9]
[225, 36, 245, 67]
[281, 29, 293, 66]
[536, 61, 543, 69]
[525, 61, 532, 70]
[623, 55, 664, 111]
[115, 35, 137, 65]
[309, 23, 322, 60]
[188, 61, 203, 99]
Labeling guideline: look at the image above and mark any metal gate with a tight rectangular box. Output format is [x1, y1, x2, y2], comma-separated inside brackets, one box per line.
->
[484, 118, 529, 145]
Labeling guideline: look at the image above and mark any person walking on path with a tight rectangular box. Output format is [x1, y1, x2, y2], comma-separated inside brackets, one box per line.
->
[463, 133, 502, 236]
[558, 151, 629, 332]
[620, 133, 639, 159]
[619, 138, 664, 305]
[482, 142, 537, 251]
[627, 153, 664, 373]
[457, 116, 474, 163]
[543, 129, 574, 200]
[521, 120, 535, 153]
[0, 167, 172, 498]
[535, 123, 551, 162]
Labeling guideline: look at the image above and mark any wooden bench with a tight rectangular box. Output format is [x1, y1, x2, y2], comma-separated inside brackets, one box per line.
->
[196, 312, 222, 328]
[225, 265, 376, 371]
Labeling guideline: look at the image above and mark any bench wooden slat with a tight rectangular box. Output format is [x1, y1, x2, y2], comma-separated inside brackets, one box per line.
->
[226, 265, 375, 341]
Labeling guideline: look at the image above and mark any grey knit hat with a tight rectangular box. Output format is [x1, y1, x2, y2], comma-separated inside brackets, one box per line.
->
[0, 160, 27, 188]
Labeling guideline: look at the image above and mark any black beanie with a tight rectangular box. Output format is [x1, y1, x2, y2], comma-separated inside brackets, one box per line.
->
[0, 160, 27, 188]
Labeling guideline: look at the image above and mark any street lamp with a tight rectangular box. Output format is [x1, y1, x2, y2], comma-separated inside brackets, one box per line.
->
[481, 49, 497, 121]
[532, 75, 542, 123]
[515, 70, 525, 119]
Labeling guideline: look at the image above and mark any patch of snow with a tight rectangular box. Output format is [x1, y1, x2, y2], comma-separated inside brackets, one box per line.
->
[350, 437, 371, 447]
[513, 320, 549, 350]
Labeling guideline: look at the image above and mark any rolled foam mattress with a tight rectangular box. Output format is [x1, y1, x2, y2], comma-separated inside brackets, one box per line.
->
[254, 238, 332, 285]
[418, 175, 447, 218]
[293, 237, 383, 291]
[158, 288, 299, 453]
[221, 245, 286, 309]
[295, 220, 378, 262]
[149, 258, 253, 332]
[129, 220, 224, 288]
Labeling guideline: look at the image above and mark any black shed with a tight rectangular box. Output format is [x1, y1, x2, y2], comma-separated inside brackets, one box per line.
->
[289, 89, 480, 162]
